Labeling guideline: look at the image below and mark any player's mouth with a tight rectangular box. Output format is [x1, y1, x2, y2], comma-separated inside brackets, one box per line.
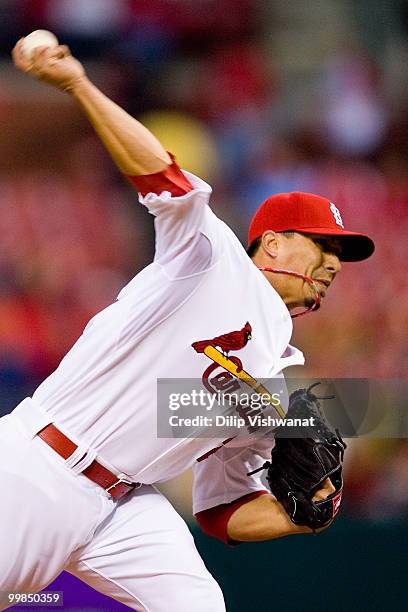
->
[314, 278, 331, 297]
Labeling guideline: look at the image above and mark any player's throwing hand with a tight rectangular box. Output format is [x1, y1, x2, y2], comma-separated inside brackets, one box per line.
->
[12, 39, 86, 92]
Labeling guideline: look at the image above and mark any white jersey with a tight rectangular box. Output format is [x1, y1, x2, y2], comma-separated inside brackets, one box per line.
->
[29, 171, 304, 510]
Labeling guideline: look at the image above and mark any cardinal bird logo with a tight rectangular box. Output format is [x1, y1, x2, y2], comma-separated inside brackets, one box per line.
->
[192, 322, 252, 357]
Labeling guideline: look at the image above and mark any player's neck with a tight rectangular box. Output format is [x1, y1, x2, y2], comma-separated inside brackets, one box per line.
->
[250, 256, 294, 307]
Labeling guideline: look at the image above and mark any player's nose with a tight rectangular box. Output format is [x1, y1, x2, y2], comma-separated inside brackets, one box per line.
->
[324, 253, 341, 275]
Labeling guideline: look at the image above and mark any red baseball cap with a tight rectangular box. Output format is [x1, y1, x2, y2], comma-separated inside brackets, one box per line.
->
[248, 192, 375, 262]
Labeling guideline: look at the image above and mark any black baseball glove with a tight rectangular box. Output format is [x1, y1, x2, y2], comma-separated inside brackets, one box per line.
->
[252, 383, 346, 531]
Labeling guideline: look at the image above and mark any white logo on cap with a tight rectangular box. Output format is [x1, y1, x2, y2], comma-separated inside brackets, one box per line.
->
[330, 202, 344, 228]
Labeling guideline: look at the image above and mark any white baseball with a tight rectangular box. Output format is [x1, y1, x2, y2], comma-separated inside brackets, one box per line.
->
[21, 30, 59, 60]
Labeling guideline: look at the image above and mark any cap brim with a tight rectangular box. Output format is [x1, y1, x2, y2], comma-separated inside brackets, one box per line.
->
[299, 228, 375, 262]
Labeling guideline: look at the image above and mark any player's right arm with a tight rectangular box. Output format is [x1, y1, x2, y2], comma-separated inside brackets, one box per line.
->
[12, 39, 220, 277]
[11, 40, 188, 188]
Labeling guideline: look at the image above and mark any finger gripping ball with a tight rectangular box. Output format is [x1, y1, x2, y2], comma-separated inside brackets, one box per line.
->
[21, 30, 59, 60]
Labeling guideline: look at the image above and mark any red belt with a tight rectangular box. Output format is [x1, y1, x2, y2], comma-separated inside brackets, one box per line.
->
[37, 424, 139, 500]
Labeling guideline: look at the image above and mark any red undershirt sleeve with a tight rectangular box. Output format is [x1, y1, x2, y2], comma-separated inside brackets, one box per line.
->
[126, 153, 193, 197]
[195, 490, 269, 545]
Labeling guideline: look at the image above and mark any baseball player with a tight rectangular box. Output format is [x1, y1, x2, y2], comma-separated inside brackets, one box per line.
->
[0, 41, 375, 611]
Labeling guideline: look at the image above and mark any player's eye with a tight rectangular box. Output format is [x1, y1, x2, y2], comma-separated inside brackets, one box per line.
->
[315, 238, 330, 251]
[312, 238, 341, 257]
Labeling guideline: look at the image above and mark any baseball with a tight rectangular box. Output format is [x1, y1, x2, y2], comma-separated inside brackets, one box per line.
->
[21, 30, 59, 60]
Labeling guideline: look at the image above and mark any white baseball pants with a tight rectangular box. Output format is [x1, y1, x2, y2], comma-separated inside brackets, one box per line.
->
[0, 404, 225, 611]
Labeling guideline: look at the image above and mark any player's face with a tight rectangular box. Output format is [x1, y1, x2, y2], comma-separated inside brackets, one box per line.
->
[278, 233, 342, 309]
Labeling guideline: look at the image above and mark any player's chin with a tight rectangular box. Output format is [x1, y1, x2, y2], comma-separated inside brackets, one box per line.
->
[306, 284, 325, 306]
[304, 295, 321, 310]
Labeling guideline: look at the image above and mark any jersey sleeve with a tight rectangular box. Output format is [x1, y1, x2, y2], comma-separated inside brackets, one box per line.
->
[195, 490, 269, 544]
[192, 436, 272, 515]
[126, 153, 194, 198]
[125, 153, 222, 278]
[192, 437, 273, 544]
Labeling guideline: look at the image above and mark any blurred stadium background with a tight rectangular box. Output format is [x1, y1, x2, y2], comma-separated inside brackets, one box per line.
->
[0, 0, 407, 610]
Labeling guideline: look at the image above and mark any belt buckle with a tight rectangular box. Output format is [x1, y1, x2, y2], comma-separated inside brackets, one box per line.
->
[105, 477, 141, 499]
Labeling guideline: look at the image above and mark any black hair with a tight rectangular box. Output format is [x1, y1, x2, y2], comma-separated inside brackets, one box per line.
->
[246, 237, 261, 258]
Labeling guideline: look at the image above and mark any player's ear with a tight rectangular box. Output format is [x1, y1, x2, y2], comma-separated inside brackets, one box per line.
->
[260, 231, 279, 259]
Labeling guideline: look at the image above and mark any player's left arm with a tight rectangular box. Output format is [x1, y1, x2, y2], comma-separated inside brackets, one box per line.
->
[225, 479, 335, 542]
[195, 482, 335, 543]
[193, 441, 336, 544]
